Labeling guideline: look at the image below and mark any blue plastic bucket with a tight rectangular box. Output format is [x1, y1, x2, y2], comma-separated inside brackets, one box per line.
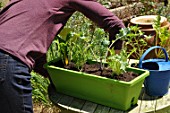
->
[139, 46, 170, 96]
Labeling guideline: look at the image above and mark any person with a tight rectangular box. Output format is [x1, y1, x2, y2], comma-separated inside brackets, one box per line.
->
[0, 0, 125, 112]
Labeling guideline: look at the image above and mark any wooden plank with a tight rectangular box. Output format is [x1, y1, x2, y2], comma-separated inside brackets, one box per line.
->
[129, 86, 170, 113]
[48, 83, 170, 113]
[109, 108, 125, 113]
[57, 95, 74, 110]
[94, 105, 110, 113]
[80, 101, 98, 113]
[48, 85, 63, 104]
[50, 92, 63, 103]
[68, 98, 86, 112]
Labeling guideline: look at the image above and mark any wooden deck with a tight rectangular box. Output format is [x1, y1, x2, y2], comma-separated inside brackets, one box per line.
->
[48, 85, 170, 113]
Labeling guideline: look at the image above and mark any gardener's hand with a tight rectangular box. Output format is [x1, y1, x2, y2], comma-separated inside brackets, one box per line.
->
[115, 50, 121, 54]
[33, 54, 50, 78]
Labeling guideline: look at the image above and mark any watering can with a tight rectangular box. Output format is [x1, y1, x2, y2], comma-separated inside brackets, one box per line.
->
[139, 46, 170, 96]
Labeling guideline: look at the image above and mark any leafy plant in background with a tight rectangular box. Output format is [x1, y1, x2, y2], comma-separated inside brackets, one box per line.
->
[138, 0, 170, 22]
[152, 13, 170, 58]
[65, 12, 94, 37]
[115, 26, 147, 60]
[31, 71, 51, 106]
[152, 2, 170, 21]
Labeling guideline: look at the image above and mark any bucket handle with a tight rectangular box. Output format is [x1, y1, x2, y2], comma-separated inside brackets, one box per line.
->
[139, 46, 169, 68]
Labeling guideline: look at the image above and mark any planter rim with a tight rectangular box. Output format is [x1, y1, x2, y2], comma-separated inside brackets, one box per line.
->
[45, 63, 149, 86]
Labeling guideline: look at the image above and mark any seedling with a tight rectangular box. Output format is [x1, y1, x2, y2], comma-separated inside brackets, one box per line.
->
[107, 48, 128, 76]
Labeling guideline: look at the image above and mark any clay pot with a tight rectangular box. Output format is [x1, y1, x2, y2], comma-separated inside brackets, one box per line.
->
[129, 15, 170, 36]
[128, 15, 170, 59]
[129, 15, 170, 46]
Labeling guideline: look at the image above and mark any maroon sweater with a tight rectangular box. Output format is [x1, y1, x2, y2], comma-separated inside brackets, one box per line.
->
[0, 0, 125, 76]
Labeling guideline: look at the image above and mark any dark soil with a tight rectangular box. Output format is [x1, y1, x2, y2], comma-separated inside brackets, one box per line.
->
[51, 60, 139, 82]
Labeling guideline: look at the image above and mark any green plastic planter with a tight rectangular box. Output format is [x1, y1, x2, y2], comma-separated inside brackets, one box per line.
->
[45, 60, 149, 111]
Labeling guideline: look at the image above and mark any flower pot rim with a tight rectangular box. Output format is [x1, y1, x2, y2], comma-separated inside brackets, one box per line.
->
[130, 15, 167, 25]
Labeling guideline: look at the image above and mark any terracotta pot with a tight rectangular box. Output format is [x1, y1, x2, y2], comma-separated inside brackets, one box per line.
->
[127, 15, 170, 59]
[129, 15, 170, 45]
[129, 15, 169, 36]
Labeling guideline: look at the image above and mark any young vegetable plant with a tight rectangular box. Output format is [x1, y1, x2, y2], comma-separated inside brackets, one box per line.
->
[91, 28, 110, 70]
[68, 33, 92, 71]
[48, 27, 96, 71]
[70, 28, 110, 71]
[47, 28, 73, 65]
[107, 48, 128, 76]
[68, 28, 110, 71]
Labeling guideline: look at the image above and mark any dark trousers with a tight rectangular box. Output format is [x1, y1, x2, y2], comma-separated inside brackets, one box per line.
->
[0, 50, 33, 113]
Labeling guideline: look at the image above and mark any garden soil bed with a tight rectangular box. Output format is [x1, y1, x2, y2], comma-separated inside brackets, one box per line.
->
[51, 60, 139, 82]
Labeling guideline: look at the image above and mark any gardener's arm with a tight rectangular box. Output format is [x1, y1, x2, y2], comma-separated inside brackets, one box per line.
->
[68, 0, 125, 50]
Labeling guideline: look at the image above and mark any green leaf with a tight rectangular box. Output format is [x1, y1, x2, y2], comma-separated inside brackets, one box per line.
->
[58, 28, 72, 41]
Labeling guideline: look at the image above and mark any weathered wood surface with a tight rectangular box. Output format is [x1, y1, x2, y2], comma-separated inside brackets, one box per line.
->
[48, 85, 170, 113]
